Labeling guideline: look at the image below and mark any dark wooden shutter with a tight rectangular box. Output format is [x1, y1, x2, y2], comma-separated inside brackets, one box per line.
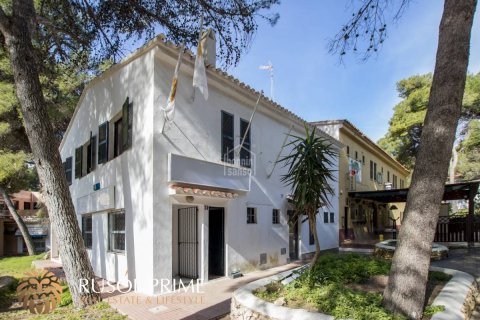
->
[98, 121, 109, 164]
[87, 134, 96, 173]
[64, 157, 72, 185]
[370, 160, 373, 180]
[122, 97, 133, 151]
[75, 147, 83, 179]
[240, 119, 251, 168]
[221, 111, 234, 162]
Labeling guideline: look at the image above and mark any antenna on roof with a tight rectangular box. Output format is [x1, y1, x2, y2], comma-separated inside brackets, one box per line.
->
[259, 61, 274, 100]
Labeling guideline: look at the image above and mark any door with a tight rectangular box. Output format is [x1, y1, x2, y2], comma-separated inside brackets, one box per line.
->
[288, 210, 299, 260]
[208, 207, 225, 278]
[178, 207, 198, 279]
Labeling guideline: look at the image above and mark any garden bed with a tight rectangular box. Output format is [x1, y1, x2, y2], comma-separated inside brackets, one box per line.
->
[252, 254, 451, 320]
[0, 254, 126, 319]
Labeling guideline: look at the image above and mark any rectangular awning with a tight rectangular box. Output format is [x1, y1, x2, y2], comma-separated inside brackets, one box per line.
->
[349, 180, 479, 203]
[168, 153, 251, 192]
[15, 225, 48, 238]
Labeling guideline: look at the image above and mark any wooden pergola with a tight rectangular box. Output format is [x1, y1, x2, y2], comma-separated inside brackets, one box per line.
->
[349, 180, 479, 244]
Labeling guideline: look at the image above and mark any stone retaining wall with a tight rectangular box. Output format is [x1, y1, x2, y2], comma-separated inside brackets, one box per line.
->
[231, 265, 476, 320]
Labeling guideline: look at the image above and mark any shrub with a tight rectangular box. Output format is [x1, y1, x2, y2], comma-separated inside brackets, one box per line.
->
[303, 253, 391, 286]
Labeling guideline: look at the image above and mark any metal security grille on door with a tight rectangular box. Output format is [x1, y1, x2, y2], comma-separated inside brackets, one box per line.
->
[178, 207, 198, 279]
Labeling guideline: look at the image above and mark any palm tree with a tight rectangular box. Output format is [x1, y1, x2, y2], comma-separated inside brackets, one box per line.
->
[278, 125, 337, 266]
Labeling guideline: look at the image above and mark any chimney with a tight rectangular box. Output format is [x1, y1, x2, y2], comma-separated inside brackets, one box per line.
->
[205, 30, 216, 68]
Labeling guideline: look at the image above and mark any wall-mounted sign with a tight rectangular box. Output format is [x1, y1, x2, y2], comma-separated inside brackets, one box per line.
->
[348, 158, 362, 183]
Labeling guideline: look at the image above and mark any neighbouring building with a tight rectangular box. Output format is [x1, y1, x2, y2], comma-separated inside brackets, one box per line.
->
[312, 120, 410, 243]
[0, 190, 49, 256]
[55, 35, 342, 295]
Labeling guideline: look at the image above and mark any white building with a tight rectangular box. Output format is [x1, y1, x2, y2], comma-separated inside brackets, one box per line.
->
[53, 36, 342, 295]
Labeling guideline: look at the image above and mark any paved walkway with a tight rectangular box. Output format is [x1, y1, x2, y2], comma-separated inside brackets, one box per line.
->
[103, 262, 302, 320]
[431, 247, 480, 319]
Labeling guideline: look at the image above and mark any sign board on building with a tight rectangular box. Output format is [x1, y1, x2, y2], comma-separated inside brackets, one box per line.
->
[348, 158, 362, 183]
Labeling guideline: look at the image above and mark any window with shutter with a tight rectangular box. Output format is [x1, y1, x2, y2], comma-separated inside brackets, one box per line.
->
[75, 146, 83, 179]
[98, 121, 109, 164]
[240, 119, 251, 168]
[114, 118, 123, 157]
[87, 134, 96, 173]
[370, 160, 373, 180]
[122, 97, 133, 151]
[221, 111, 234, 163]
[64, 157, 72, 185]
[82, 215, 93, 249]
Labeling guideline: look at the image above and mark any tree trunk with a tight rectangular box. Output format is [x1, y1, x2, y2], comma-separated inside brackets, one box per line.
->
[0, 0, 101, 307]
[309, 210, 321, 266]
[0, 186, 36, 256]
[382, 0, 477, 318]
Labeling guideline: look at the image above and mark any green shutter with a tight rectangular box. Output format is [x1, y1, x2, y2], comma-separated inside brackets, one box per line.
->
[75, 147, 83, 179]
[98, 122, 109, 164]
[122, 97, 132, 151]
[65, 157, 72, 185]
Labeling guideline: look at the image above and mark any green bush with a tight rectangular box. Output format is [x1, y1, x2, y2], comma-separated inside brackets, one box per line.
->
[253, 253, 450, 319]
[428, 271, 452, 283]
[58, 284, 72, 307]
[304, 253, 391, 286]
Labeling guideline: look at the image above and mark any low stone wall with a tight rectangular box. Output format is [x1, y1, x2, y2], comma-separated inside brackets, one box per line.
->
[373, 240, 449, 260]
[430, 266, 477, 320]
[231, 267, 333, 320]
[231, 265, 477, 320]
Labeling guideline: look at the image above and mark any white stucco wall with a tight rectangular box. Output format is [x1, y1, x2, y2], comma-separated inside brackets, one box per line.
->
[150, 44, 340, 291]
[60, 41, 340, 295]
[60, 48, 155, 293]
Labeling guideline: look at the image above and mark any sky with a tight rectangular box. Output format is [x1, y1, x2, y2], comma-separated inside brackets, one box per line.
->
[227, 0, 480, 142]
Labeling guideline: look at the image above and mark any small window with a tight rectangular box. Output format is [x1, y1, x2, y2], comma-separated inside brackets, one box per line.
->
[346, 145, 350, 156]
[108, 210, 125, 252]
[330, 212, 335, 223]
[370, 161, 374, 180]
[272, 209, 280, 224]
[387, 171, 390, 182]
[114, 118, 123, 157]
[98, 121, 109, 164]
[75, 146, 83, 179]
[14, 201, 19, 210]
[240, 119, 251, 168]
[24, 202, 31, 210]
[64, 157, 73, 185]
[324, 212, 329, 223]
[82, 215, 93, 249]
[247, 207, 257, 224]
[355, 151, 358, 160]
[33, 239, 46, 252]
[374, 162, 377, 181]
[362, 155, 365, 165]
[309, 227, 314, 245]
[221, 111, 234, 163]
